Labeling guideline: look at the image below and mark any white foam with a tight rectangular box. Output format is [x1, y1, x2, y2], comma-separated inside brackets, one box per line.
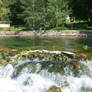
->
[0, 59, 92, 92]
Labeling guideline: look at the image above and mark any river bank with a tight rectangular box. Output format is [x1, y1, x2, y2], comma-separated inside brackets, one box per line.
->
[0, 30, 92, 37]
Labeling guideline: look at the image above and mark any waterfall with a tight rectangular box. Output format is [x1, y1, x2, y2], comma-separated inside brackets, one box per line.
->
[0, 59, 92, 92]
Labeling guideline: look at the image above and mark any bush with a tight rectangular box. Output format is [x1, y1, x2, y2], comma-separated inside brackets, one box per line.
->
[51, 26, 68, 30]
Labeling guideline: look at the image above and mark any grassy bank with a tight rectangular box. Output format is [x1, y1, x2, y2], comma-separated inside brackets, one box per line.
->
[0, 22, 92, 31]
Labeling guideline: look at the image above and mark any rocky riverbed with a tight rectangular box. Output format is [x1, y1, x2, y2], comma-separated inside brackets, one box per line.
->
[0, 50, 92, 92]
[0, 49, 86, 75]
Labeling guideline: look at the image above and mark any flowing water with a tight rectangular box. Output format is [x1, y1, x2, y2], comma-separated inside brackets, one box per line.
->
[0, 58, 92, 92]
[0, 36, 92, 92]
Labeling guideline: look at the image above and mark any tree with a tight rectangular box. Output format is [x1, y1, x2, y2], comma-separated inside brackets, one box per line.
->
[9, 0, 25, 25]
[47, 0, 70, 27]
[69, 0, 92, 26]
[9, 0, 70, 29]
[0, 0, 10, 22]
[21, 0, 47, 30]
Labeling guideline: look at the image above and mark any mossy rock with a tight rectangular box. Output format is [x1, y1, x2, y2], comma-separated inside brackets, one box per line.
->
[0, 59, 7, 65]
[37, 52, 72, 63]
[14, 63, 37, 77]
[40, 61, 65, 74]
[15, 50, 77, 63]
[28, 52, 48, 60]
[12, 51, 30, 62]
[0, 50, 79, 67]
[0, 52, 12, 65]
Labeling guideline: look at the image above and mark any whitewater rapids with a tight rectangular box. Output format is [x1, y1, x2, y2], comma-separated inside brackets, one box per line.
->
[0, 59, 92, 92]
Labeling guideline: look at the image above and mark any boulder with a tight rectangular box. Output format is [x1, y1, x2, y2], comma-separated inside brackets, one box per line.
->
[9, 50, 19, 56]
[80, 53, 87, 59]
[47, 86, 61, 92]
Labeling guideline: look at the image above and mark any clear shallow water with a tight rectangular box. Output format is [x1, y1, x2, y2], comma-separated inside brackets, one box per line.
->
[0, 36, 92, 53]
[0, 59, 92, 92]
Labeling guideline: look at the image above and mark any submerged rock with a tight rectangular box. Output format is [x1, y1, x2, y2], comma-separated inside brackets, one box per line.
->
[71, 61, 80, 70]
[80, 53, 88, 59]
[47, 86, 61, 92]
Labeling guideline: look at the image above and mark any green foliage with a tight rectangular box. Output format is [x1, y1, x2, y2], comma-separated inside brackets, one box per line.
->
[9, 0, 25, 25]
[83, 45, 89, 51]
[0, 0, 10, 21]
[22, 0, 48, 29]
[71, 22, 92, 30]
[10, 26, 27, 31]
[69, 0, 92, 26]
[8, 0, 70, 30]
[47, 0, 70, 27]
[52, 26, 68, 30]
[0, 28, 3, 31]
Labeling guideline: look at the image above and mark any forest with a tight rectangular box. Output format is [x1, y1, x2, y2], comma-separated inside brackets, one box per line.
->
[0, 0, 92, 30]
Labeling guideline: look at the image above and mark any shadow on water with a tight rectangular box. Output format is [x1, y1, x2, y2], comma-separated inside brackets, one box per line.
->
[80, 31, 92, 37]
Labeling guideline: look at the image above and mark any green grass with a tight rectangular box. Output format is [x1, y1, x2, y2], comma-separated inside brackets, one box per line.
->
[51, 26, 69, 30]
[0, 21, 92, 31]
[10, 26, 34, 31]
[52, 22, 92, 31]
[10, 27, 25, 31]
[70, 22, 92, 30]
[0, 26, 32, 31]
[0, 28, 4, 31]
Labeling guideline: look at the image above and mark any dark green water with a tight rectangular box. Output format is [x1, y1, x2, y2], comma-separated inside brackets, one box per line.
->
[0, 36, 92, 53]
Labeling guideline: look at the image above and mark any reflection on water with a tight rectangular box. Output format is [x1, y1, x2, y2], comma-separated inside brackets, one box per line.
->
[0, 36, 92, 53]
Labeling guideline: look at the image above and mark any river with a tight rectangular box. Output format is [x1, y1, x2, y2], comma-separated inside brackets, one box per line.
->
[0, 36, 92, 92]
